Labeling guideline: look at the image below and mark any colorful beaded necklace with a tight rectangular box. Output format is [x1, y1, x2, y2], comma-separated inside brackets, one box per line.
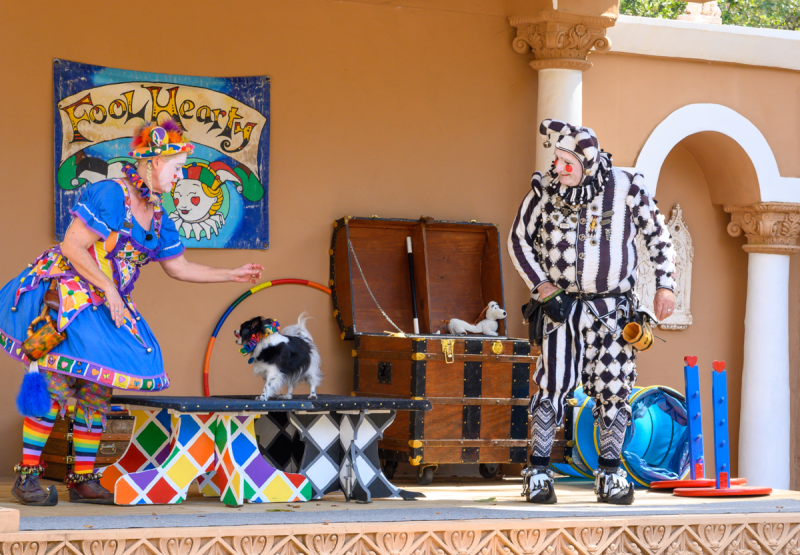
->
[122, 163, 161, 206]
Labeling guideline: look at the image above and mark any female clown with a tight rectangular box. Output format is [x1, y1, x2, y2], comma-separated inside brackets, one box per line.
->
[0, 121, 264, 505]
[508, 120, 676, 505]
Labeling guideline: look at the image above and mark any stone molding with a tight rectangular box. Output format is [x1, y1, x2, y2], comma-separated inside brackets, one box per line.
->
[510, 11, 615, 71]
[725, 203, 800, 255]
[4, 514, 800, 555]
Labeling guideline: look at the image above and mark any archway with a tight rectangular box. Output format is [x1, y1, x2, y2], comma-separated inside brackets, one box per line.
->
[631, 103, 799, 203]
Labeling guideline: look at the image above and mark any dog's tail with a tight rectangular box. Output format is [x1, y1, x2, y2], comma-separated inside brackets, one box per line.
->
[282, 312, 314, 339]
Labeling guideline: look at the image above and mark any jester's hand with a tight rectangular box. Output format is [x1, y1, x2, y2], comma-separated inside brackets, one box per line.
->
[654, 288, 675, 321]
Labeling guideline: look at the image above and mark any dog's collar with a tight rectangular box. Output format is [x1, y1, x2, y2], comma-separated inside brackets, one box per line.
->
[239, 320, 282, 364]
[240, 334, 261, 360]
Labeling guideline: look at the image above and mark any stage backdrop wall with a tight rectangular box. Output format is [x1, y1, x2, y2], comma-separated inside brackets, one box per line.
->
[1, 0, 798, 487]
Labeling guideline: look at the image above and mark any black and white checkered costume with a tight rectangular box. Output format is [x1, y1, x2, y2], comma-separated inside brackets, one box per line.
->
[508, 151, 675, 467]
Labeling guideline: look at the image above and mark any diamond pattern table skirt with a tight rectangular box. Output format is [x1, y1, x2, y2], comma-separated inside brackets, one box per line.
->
[100, 411, 311, 506]
[289, 410, 423, 502]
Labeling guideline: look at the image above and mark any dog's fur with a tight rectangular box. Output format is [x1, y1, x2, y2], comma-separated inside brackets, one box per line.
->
[446, 301, 507, 336]
[235, 313, 322, 400]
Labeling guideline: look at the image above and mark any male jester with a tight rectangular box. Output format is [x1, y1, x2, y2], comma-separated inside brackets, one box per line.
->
[508, 120, 676, 505]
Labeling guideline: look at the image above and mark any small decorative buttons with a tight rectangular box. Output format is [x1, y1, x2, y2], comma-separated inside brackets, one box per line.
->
[591, 204, 599, 212]
[580, 218, 586, 225]
[579, 253, 586, 259]
[579, 234, 586, 241]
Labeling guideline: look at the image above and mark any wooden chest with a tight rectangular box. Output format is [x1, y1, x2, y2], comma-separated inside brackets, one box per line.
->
[330, 216, 541, 484]
[42, 412, 134, 481]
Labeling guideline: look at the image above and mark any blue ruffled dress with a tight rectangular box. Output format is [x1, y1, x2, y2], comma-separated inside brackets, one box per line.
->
[0, 180, 185, 391]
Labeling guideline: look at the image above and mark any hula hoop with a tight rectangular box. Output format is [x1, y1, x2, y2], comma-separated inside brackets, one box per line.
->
[203, 279, 332, 397]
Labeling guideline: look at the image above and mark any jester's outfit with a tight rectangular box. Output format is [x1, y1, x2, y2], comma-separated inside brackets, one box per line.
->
[508, 120, 676, 505]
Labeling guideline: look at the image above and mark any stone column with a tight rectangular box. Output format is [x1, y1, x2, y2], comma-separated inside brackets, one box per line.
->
[725, 203, 800, 490]
[510, 11, 614, 173]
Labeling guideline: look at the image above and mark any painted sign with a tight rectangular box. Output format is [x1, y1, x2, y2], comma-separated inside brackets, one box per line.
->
[53, 59, 270, 249]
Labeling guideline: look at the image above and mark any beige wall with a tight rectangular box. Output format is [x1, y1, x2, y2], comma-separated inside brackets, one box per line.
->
[0, 0, 797, 485]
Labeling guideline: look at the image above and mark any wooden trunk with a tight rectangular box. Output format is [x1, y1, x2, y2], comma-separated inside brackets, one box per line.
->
[330, 216, 543, 473]
[42, 413, 134, 481]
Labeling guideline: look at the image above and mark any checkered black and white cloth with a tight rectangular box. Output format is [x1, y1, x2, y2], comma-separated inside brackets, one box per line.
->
[508, 167, 675, 297]
[508, 165, 675, 457]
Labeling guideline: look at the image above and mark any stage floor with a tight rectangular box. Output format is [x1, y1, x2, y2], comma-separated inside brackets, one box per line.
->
[2, 476, 799, 531]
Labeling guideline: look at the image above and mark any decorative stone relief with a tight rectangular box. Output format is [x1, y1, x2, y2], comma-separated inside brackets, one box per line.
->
[509, 11, 615, 71]
[5, 517, 800, 555]
[635, 204, 694, 330]
[725, 203, 800, 255]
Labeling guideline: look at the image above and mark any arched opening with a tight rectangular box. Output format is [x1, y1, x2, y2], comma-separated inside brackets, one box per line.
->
[632, 103, 797, 203]
[634, 132, 753, 478]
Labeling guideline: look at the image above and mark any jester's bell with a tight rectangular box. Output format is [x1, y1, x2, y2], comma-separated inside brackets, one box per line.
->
[543, 140, 552, 148]
[584, 168, 592, 176]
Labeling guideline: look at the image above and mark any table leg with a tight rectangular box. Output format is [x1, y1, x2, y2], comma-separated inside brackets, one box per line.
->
[216, 414, 312, 506]
[339, 411, 424, 502]
[196, 471, 221, 497]
[98, 409, 173, 492]
[288, 412, 343, 500]
[113, 413, 217, 505]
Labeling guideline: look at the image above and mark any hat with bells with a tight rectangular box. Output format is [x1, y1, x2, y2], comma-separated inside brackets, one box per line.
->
[539, 119, 607, 179]
[540, 119, 612, 204]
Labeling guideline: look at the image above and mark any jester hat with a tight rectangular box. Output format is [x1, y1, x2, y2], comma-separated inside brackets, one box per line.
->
[539, 119, 608, 183]
[183, 161, 240, 189]
[130, 119, 194, 159]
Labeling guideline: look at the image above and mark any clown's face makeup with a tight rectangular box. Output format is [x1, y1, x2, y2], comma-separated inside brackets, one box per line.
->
[152, 153, 188, 194]
[172, 179, 217, 222]
[554, 149, 582, 187]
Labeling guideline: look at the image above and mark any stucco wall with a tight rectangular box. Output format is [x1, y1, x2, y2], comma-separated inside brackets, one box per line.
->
[0, 0, 796, 486]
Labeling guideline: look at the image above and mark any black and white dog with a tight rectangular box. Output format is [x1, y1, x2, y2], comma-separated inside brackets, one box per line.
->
[235, 313, 322, 400]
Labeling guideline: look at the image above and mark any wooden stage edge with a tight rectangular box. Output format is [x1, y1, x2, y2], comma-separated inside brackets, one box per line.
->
[2, 479, 800, 554]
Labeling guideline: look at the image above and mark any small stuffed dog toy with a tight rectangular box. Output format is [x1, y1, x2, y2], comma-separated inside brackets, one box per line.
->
[235, 313, 322, 400]
[446, 301, 507, 336]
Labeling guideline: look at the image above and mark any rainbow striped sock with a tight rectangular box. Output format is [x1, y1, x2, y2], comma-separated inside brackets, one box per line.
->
[21, 402, 59, 466]
[73, 407, 103, 475]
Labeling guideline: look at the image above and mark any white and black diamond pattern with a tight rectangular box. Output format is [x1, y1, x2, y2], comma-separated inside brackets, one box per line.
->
[289, 413, 343, 499]
[254, 412, 304, 473]
[290, 410, 423, 502]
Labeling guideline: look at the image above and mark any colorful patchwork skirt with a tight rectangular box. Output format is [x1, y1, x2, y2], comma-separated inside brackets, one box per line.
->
[0, 267, 170, 392]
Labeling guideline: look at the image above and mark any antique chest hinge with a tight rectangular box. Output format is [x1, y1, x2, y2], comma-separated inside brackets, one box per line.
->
[440, 339, 455, 364]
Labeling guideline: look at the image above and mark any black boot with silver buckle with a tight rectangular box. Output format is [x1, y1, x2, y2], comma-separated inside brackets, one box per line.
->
[11, 464, 58, 506]
[594, 465, 634, 505]
[521, 465, 557, 504]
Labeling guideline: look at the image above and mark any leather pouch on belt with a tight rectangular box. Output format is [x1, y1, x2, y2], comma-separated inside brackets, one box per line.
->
[22, 283, 66, 361]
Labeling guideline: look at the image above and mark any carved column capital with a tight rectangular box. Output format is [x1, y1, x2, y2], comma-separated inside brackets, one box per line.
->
[509, 11, 615, 71]
[724, 203, 800, 255]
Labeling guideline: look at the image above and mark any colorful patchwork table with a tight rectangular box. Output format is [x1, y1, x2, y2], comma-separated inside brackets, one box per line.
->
[99, 395, 430, 506]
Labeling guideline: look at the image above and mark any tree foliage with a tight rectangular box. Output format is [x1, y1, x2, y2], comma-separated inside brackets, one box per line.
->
[620, 0, 800, 30]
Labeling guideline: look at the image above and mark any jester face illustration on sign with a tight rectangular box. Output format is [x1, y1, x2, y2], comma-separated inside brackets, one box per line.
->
[169, 161, 241, 240]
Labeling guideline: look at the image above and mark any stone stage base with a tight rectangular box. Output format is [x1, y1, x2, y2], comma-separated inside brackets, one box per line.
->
[0, 477, 799, 555]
